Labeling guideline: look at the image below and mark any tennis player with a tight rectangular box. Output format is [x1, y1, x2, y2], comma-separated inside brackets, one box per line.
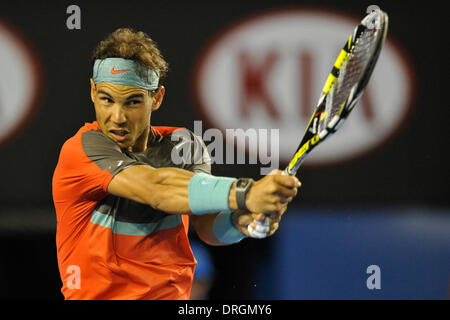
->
[52, 28, 300, 300]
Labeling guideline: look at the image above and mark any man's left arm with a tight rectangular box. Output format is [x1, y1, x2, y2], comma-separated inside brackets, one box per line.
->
[184, 131, 283, 245]
[190, 209, 283, 246]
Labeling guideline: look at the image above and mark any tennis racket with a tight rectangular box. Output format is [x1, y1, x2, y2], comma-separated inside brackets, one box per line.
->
[251, 9, 388, 234]
[285, 8, 388, 176]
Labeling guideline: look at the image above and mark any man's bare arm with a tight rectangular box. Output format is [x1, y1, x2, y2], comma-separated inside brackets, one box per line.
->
[108, 165, 299, 216]
[107, 165, 238, 215]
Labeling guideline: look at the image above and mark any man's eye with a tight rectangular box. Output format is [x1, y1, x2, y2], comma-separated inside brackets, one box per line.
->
[127, 100, 141, 106]
[101, 97, 113, 103]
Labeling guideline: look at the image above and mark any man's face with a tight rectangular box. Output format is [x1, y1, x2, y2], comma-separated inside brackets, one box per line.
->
[90, 79, 164, 151]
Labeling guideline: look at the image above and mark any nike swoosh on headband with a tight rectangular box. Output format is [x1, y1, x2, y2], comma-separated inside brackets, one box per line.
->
[110, 67, 131, 74]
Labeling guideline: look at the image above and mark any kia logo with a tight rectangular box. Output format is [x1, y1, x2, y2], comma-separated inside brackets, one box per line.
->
[193, 8, 415, 166]
[0, 20, 43, 147]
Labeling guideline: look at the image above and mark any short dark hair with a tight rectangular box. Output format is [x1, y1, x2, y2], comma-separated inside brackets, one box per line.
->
[92, 28, 169, 81]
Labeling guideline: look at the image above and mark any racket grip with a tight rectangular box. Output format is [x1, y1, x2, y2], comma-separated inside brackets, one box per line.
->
[283, 166, 294, 176]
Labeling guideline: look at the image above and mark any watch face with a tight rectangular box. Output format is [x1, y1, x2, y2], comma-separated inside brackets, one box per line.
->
[237, 179, 249, 189]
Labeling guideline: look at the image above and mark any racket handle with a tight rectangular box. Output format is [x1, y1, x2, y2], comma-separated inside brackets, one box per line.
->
[283, 166, 295, 176]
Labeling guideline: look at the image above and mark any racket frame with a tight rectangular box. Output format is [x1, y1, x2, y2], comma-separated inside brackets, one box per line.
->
[285, 10, 389, 176]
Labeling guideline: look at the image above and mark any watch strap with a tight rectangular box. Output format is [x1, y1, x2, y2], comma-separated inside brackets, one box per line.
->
[235, 178, 254, 210]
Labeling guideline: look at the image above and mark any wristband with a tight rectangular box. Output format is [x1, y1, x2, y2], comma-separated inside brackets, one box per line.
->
[188, 173, 236, 215]
[213, 212, 247, 244]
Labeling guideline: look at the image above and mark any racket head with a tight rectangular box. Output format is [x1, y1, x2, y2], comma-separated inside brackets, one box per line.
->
[324, 10, 388, 124]
[286, 9, 388, 176]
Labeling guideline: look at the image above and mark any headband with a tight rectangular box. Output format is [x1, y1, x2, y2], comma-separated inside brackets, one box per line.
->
[93, 58, 159, 90]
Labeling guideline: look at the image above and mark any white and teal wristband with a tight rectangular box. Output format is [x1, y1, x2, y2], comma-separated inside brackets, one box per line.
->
[213, 212, 247, 244]
[188, 173, 236, 215]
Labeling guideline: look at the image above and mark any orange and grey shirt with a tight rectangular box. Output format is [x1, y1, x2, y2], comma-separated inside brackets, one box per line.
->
[52, 121, 210, 300]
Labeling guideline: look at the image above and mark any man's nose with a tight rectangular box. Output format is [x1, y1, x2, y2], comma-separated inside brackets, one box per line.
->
[110, 104, 126, 124]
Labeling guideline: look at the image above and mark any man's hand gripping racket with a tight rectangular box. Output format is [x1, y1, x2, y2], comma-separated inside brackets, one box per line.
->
[251, 8, 389, 237]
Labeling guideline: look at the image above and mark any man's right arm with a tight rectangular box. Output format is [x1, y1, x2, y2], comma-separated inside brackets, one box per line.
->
[107, 164, 205, 214]
[107, 165, 300, 216]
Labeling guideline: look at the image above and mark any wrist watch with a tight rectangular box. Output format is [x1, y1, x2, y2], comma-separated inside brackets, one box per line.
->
[235, 178, 254, 210]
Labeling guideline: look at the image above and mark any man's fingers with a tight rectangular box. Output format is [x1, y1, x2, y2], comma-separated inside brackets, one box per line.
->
[251, 212, 265, 221]
[267, 221, 279, 237]
[268, 169, 284, 176]
[275, 185, 297, 198]
[266, 169, 301, 188]
[279, 196, 293, 204]
[273, 174, 301, 188]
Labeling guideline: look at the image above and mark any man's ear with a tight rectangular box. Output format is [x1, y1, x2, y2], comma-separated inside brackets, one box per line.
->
[90, 78, 96, 103]
[151, 86, 165, 111]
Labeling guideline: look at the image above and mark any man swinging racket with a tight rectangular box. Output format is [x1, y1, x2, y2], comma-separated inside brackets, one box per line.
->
[52, 28, 301, 300]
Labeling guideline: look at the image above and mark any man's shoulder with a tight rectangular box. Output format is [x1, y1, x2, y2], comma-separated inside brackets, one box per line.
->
[59, 121, 113, 160]
[74, 121, 103, 141]
[147, 126, 211, 173]
[151, 126, 183, 138]
[151, 126, 205, 144]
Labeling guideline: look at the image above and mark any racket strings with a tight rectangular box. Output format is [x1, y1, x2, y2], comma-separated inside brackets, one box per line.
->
[321, 27, 380, 132]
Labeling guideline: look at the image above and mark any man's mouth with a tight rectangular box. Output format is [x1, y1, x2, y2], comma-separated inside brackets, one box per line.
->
[109, 129, 129, 142]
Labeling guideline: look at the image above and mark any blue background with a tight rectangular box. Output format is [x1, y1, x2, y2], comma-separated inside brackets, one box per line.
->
[254, 208, 450, 299]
